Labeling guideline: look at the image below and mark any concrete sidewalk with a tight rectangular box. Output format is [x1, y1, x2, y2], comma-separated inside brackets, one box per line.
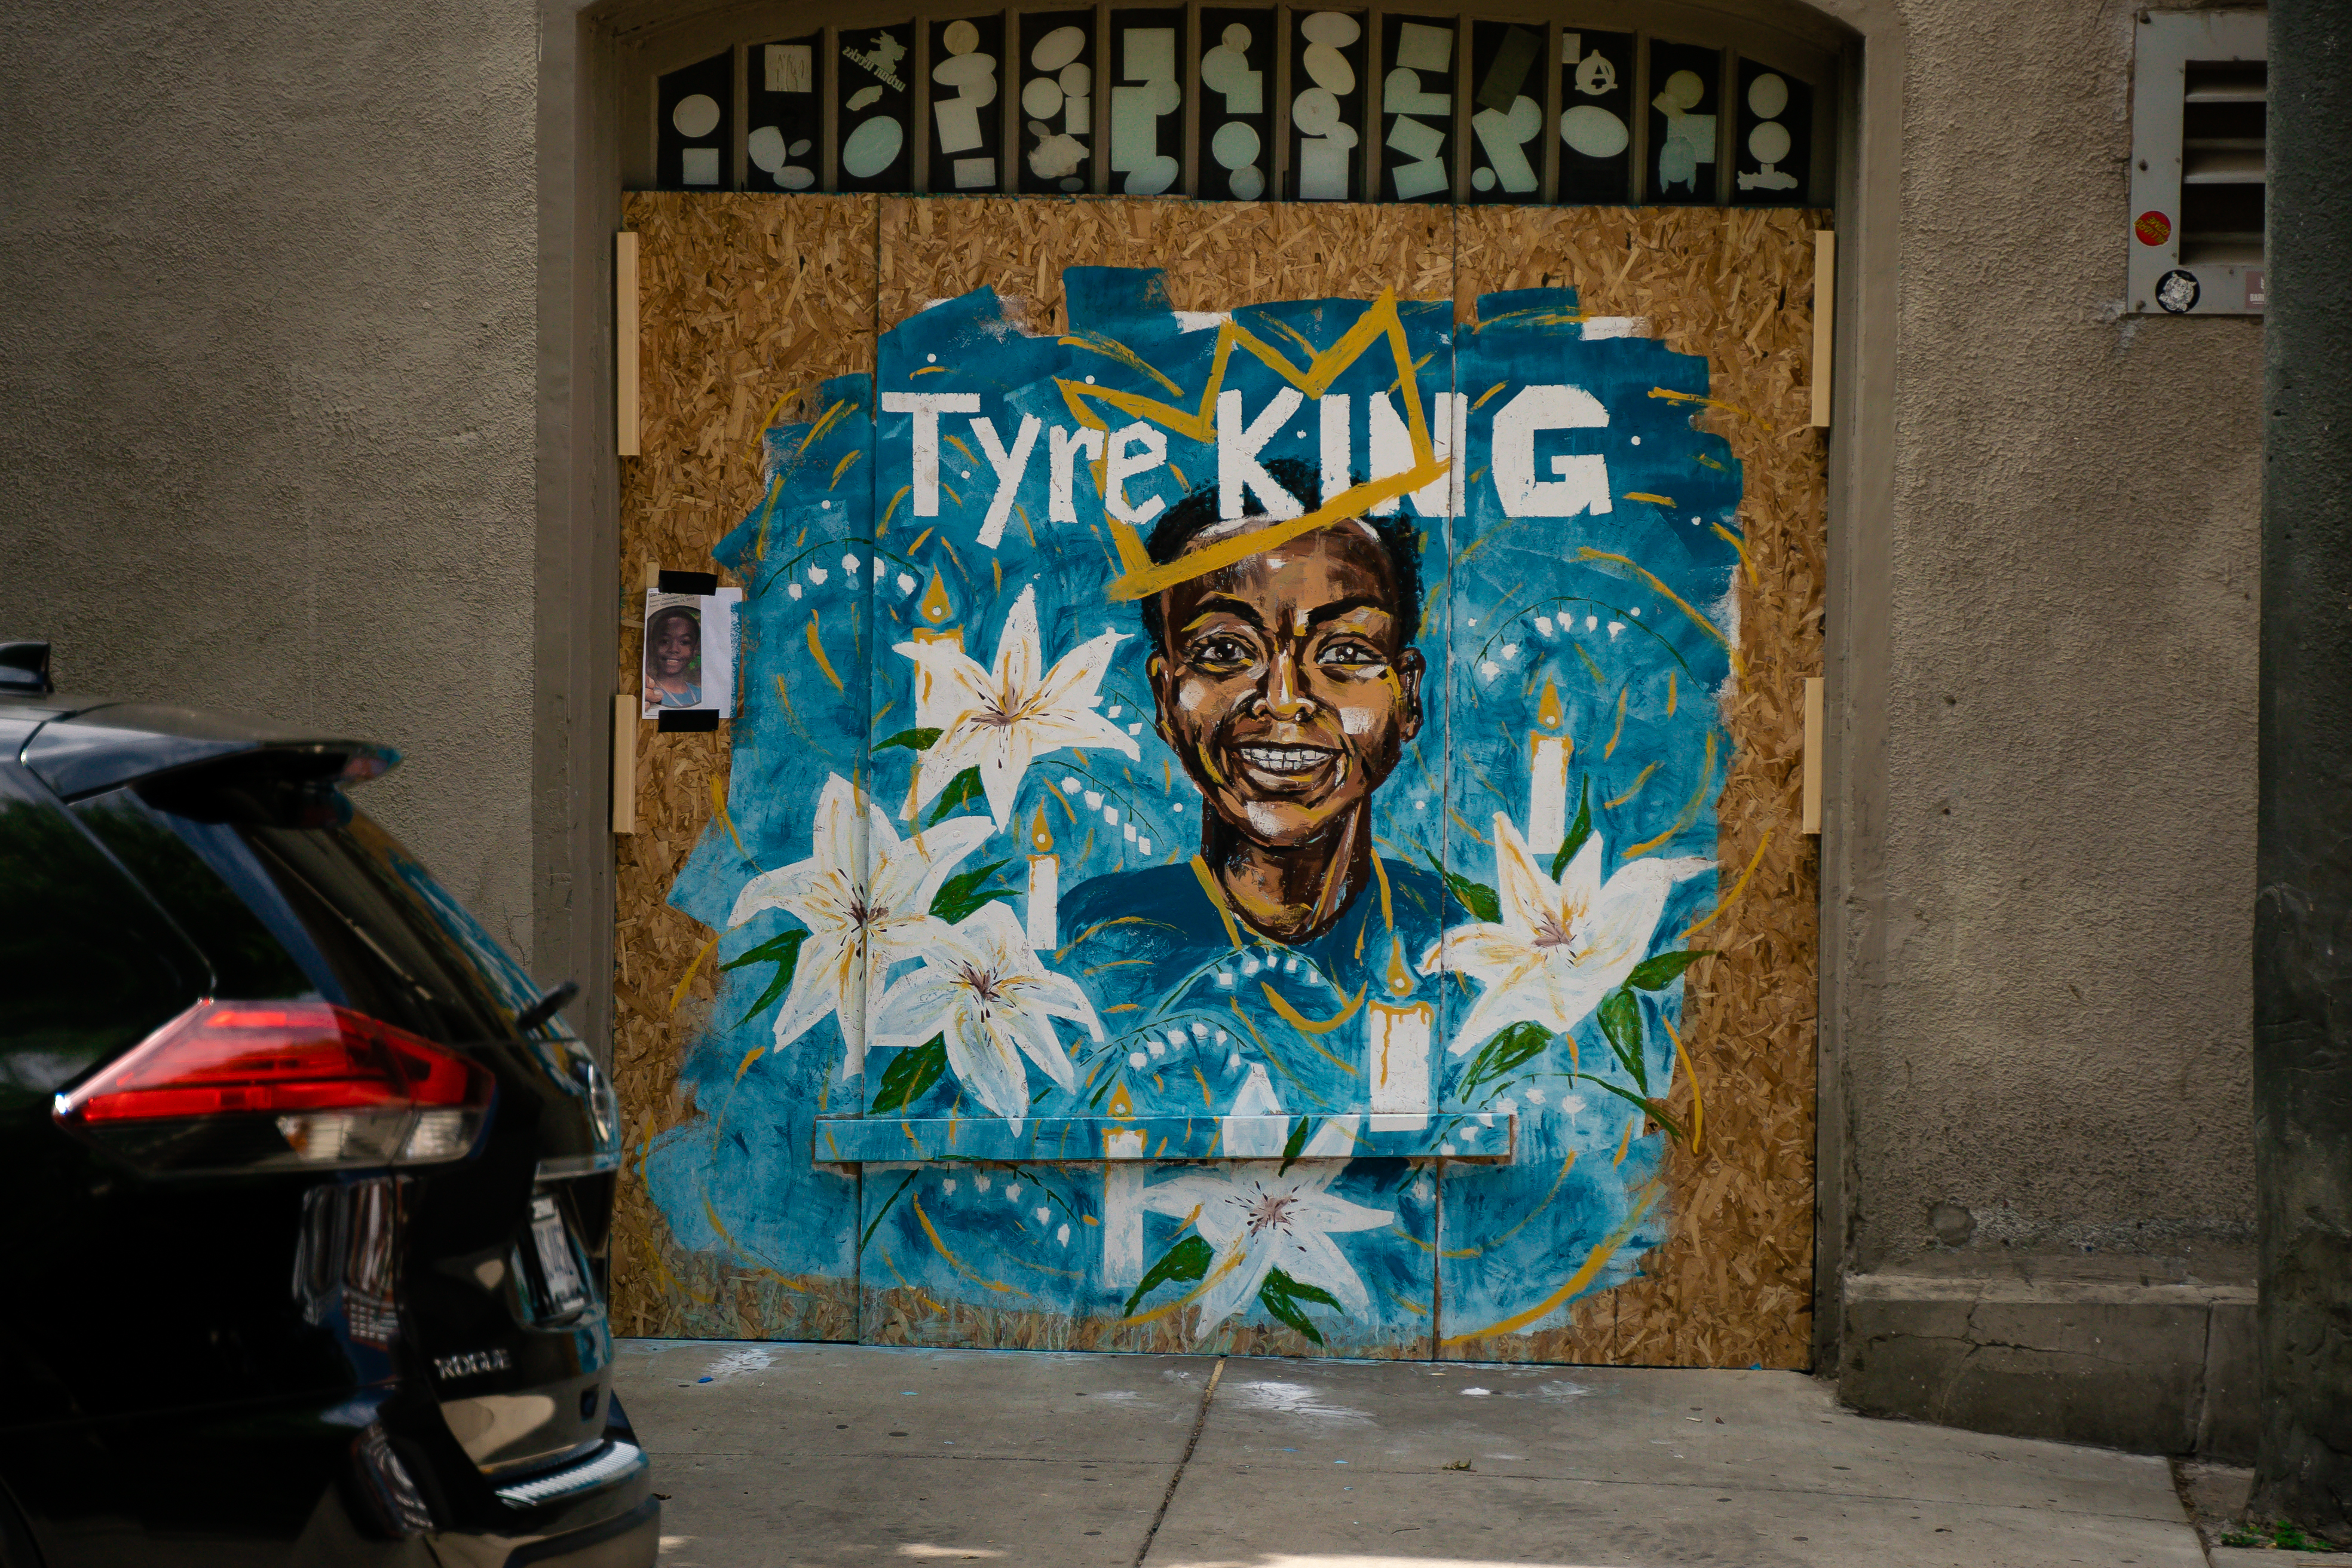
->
[614, 1339, 2208, 1567]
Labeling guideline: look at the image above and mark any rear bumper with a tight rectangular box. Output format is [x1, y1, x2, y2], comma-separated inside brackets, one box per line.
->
[428, 1493, 659, 1568]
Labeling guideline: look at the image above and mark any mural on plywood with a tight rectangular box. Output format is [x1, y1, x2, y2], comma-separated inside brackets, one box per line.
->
[642, 268, 1740, 1355]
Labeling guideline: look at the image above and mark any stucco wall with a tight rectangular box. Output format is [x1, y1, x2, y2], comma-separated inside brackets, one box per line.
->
[0, 0, 2261, 1294]
[0, 0, 542, 958]
[1860, 0, 2261, 1270]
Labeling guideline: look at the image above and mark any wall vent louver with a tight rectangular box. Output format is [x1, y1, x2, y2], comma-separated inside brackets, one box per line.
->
[2129, 10, 2268, 316]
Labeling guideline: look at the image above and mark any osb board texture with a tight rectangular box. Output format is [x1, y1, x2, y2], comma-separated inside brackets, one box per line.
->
[610, 195, 1823, 1367]
[1444, 206, 1827, 1370]
[860, 1284, 1432, 1359]
[610, 192, 876, 1341]
[877, 196, 1454, 335]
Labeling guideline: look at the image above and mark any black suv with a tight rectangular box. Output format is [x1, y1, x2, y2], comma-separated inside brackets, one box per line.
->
[0, 666, 656, 1566]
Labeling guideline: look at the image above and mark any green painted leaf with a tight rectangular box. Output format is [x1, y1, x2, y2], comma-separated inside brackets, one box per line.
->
[1575, 1072, 1686, 1142]
[930, 859, 1018, 923]
[925, 767, 986, 825]
[724, 929, 807, 1028]
[1278, 1115, 1312, 1174]
[871, 1034, 947, 1114]
[1256, 1268, 1330, 1345]
[1264, 1267, 1340, 1310]
[1454, 1019, 1553, 1102]
[1597, 987, 1647, 1093]
[1420, 849, 1501, 925]
[1122, 1233, 1214, 1318]
[1626, 949, 1712, 991]
[1551, 776, 1594, 880]
[860, 1169, 921, 1252]
[875, 727, 944, 753]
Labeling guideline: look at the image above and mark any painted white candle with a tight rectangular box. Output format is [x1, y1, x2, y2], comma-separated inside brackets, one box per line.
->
[1025, 805, 1059, 950]
[1366, 935, 1432, 1123]
[1526, 678, 1573, 854]
[1101, 1087, 1145, 1286]
[1367, 1000, 1435, 1121]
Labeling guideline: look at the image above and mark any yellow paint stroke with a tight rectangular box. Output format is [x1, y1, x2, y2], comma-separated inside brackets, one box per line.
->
[748, 473, 786, 558]
[1192, 1064, 1212, 1107]
[912, 1199, 1030, 1296]
[1693, 451, 1728, 471]
[1667, 669, 1679, 715]
[1261, 988, 1365, 1079]
[1623, 492, 1676, 506]
[1472, 380, 1509, 411]
[1613, 1110, 1640, 1166]
[1054, 290, 1446, 601]
[908, 526, 935, 554]
[1681, 829, 1772, 939]
[1058, 330, 1185, 397]
[1389, 1292, 1432, 1317]
[745, 390, 801, 477]
[797, 397, 857, 456]
[806, 611, 845, 691]
[668, 935, 718, 1013]
[1571, 639, 1608, 690]
[829, 450, 863, 489]
[900, 1120, 926, 1157]
[878, 483, 912, 535]
[1622, 731, 1716, 858]
[1713, 522, 1757, 587]
[1083, 1213, 1100, 1226]
[768, 672, 814, 746]
[701, 1193, 808, 1291]
[631, 1228, 709, 1305]
[1440, 1179, 1664, 1345]
[1391, 1226, 1435, 1252]
[1576, 547, 1741, 677]
[710, 774, 754, 865]
[1661, 1010, 1705, 1155]
[1105, 1003, 1141, 1013]
[1486, 1153, 1579, 1249]
[1083, 957, 1153, 977]
[1260, 981, 1367, 1037]
[1603, 688, 1629, 760]
[1647, 384, 1756, 423]
[733, 1045, 764, 1082]
[1446, 805, 1490, 846]
[1605, 762, 1658, 809]
[1188, 855, 1247, 950]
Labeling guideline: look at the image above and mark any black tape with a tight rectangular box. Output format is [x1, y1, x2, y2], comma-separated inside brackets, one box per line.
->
[657, 571, 719, 595]
[657, 710, 721, 733]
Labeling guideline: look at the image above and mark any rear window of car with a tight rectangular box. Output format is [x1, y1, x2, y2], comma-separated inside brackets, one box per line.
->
[0, 767, 206, 1097]
[74, 775, 548, 1048]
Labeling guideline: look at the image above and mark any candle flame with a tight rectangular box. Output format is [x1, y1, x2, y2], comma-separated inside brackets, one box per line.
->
[1030, 804, 1054, 853]
[1385, 933, 1416, 999]
[1107, 1083, 1134, 1119]
[1536, 678, 1566, 731]
[919, 569, 953, 624]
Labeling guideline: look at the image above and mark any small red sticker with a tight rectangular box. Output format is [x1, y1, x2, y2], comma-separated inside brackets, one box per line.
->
[2135, 210, 2172, 246]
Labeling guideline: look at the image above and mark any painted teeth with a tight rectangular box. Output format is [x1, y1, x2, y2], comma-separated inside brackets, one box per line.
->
[1240, 745, 1330, 769]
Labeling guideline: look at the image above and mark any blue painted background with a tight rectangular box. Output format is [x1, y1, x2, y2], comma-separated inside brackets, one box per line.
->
[641, 270, 1739, 1354]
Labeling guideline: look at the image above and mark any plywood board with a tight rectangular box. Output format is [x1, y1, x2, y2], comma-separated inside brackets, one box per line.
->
[609, 195, 1823, 1371]
[609, 192, 877, 1341]
[1446, 205, 1826, 1370]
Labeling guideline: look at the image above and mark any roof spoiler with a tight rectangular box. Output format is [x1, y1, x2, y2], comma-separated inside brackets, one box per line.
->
[20, 703, 399, 802]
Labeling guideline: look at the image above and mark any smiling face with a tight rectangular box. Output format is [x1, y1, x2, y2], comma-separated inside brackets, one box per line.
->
[653, 614, 698, 678]
[1147, 518, 1423, 851]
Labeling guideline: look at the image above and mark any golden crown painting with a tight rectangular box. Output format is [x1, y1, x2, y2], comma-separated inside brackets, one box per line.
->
[644, 267, 1744, 1358]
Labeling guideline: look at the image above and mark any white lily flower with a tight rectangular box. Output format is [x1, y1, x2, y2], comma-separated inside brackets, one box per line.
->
[1140, 1104, 1390, 1342]
[867, 901, 1105, 1121]
[894, 584, 1139, 828]
[726, 774, 993, 1073]
[1421, 813, 1711, 1053]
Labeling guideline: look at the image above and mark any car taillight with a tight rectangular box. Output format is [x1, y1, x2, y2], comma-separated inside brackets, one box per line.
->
[53, 999, 494, 1174]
